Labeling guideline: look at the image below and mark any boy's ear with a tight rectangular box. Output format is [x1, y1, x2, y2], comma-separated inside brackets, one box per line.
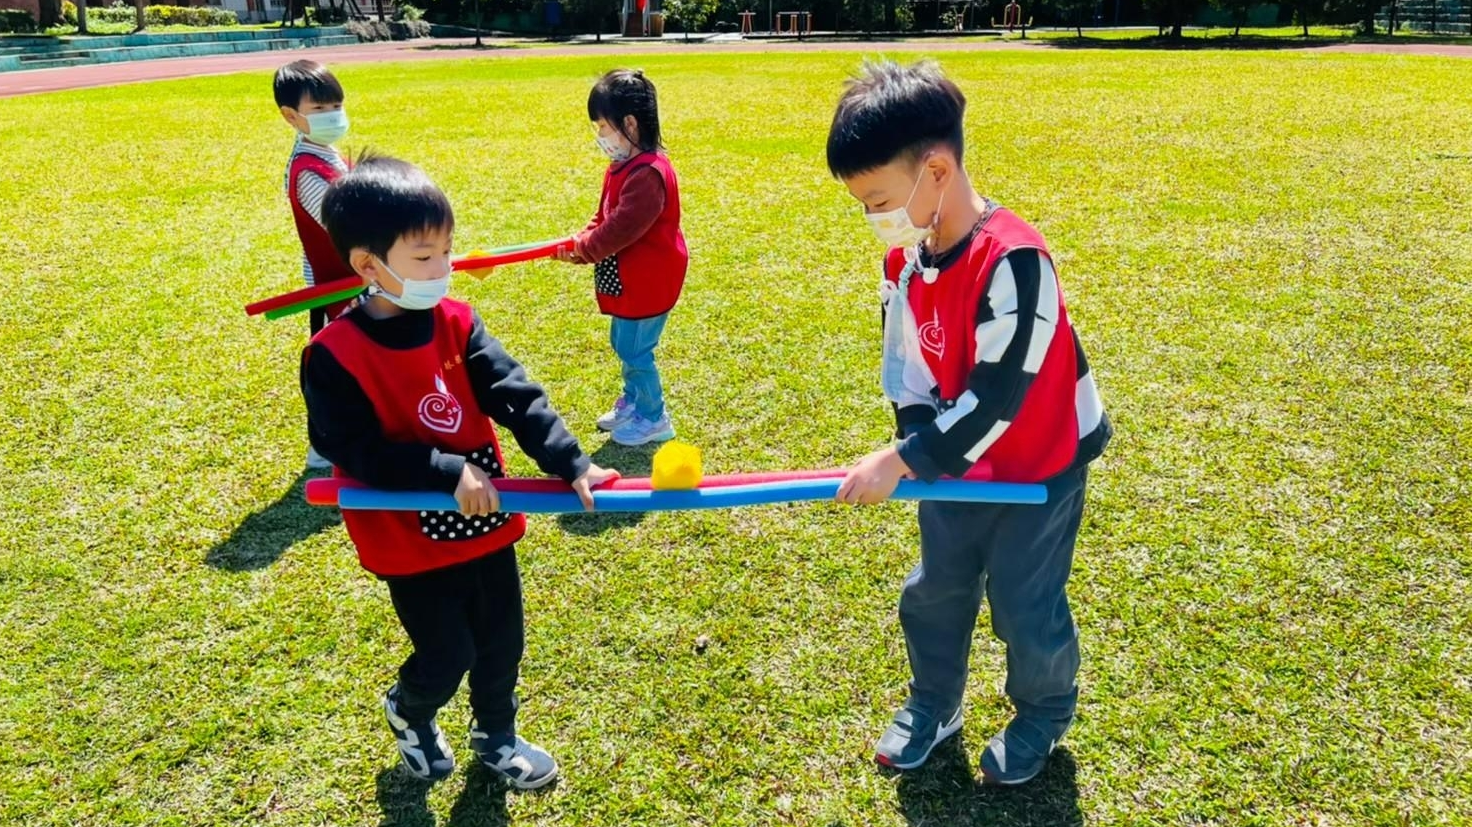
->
[349, 249, 379, 282]
[280, 105, 305, 131]
[923, 150, 955, 188]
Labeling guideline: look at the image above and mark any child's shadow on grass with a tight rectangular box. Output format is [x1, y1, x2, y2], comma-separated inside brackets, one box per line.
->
[893, 736, 1082, 827]
[204, 470, 340, 572]
[375, 764, 515, 827]
[554, 441, 655, 536]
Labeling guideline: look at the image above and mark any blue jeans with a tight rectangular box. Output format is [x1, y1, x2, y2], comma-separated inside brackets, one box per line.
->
[609, 314, 668, 420]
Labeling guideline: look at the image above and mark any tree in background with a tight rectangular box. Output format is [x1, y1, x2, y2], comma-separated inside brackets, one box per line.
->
[37, 0, 62, 28]
[1287, 0, 1327, 35]
[1144, 0, 1204, 38]
[1213, 0, 1255, 34]
[1059, 0, 1094, 36]
[665, 0, 719, 37]
[1328, 0, 1386, 33]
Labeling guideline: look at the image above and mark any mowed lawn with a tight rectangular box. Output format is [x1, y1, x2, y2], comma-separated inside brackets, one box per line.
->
[0, 48, 1469, 827]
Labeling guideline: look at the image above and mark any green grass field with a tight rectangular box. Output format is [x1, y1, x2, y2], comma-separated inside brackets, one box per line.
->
[1, 49, 1470, 826]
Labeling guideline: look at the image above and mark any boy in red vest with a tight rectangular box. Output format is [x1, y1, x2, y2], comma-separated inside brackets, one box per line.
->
[301, 155, 617, 788]
[827, 60, 1112, 785]
[275, 59, 355, 469]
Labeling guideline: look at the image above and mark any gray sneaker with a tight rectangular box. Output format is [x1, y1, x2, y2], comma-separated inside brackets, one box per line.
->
[979, 716, 1070, 785]
[595, 396, 634, 432]
[873, 706, 963, 770]
[305, 445, 332, 470]
[610, 411, 675, 446]
[470, 722, 559, 790]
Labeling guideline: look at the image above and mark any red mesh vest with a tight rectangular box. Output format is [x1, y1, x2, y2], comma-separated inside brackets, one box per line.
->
[309, 299, 527, 576]
[591, 152, 688, 319]
[288, 152, 356, 319]
[883, 209, 1079, 483]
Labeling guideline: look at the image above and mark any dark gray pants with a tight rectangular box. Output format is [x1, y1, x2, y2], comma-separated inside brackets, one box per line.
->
[900, 466, 1087, 726]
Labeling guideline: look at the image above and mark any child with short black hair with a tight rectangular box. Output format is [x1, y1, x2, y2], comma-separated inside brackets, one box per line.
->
[557, 68, 688, 447]
[274, 59, 354, 469]
[827, 59, 1111, 785]
[302, 154, 617, 789]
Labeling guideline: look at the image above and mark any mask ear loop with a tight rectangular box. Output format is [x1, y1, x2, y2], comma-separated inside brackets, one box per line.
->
[905, 161, 941, 284]
[918, 157, 947, 284]
[899, 154, 933, 221]
[370, 256, 407, 298]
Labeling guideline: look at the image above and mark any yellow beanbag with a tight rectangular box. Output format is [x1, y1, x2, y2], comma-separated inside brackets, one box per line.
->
[460, 250, 496, 280]
[651, 441, 703, 490]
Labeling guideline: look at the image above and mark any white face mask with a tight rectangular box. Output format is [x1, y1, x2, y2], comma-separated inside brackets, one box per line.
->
[596, 132, 634, 163]
[303, 108, 349, 145]
[376, 258, 450, 311]
[866, 168, 938, 249]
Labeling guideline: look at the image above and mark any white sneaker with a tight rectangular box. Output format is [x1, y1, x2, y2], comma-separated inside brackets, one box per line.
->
[306, 446, 332, 470]
[596, 396, 634, 432]
[610, 412, 675, 446]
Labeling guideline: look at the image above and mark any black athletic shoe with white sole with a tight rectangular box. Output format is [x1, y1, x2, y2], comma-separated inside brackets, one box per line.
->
[383, 684, 455, 782]
[469, 721, 559, 790]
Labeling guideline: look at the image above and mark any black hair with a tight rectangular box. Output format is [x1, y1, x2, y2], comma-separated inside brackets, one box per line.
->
[321, 153, 455, 265]
[587, 68, 663, 152]
[273, 59, 345, 110]
[825, 59, 966, 179]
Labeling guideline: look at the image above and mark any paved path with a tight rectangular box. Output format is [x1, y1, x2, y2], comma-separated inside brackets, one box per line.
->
[2, 36, 1466, 98]
[1317, 42, 1472, 58]
[0, 38, 1028, 97]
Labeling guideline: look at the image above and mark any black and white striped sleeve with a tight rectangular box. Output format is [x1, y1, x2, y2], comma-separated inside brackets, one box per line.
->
[896, 248, 1059, 481]
[296, 169, 331, 227]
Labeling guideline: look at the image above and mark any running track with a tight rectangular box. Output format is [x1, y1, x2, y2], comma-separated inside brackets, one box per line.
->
[1, 36, 1466, 98]
[0, 38, 1027, 97]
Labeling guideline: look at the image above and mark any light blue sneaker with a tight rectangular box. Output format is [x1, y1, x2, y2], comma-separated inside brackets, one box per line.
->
[874, 706, 963, 770]
[979, 715, 1070, 785]
[610, 411, 675, 446]
[595, 396, 634, 432]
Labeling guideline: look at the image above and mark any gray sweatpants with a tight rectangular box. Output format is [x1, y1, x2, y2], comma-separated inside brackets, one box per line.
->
[899, 465, 1088, 727]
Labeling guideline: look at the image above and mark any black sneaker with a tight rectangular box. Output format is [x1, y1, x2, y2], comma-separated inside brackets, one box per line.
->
[382, 684, 455, 782]
[469, 721, 559, 790]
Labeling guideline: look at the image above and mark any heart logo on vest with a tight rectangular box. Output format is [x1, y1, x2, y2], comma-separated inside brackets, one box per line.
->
[918, 308, 945, 359]
[418, 374, 463, 434]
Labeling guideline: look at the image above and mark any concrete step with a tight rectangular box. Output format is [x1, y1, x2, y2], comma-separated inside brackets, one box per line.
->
[55, 26, 349, 50]
[1, 31, 361, 72]
[0, 36, 61, 47]
[64, 35, 362, 66]
[12, 57, 92, 70]
[0, 43, 65, 55]
[19, 49, 91, 61]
